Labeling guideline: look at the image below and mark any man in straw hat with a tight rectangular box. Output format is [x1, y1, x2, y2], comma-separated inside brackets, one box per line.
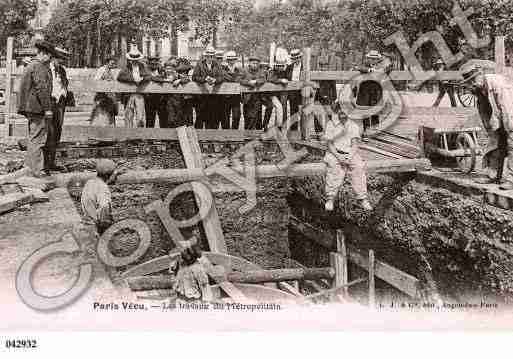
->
[223, 50, 243, 129]
[144, 56, 168, 128]
[285, 48, 303, 129]
[354, 50, 386, 131]
[192, 45, 225, 129]
[460, 64, 513, 190]
[17, 39, 55, 177]
[240, 55, 266, 129]
[46, 46, 70, 172]
[433, 58, 457, 107]
[117, 44, 151, 127]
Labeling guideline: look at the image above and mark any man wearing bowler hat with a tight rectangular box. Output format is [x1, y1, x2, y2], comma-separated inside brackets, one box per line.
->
[17, 39, 55, 177]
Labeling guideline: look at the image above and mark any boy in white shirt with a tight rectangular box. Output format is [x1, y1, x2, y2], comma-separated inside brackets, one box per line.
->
[322, 101, 372, 212]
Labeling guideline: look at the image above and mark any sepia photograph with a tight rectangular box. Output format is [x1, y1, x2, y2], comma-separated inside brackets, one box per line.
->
[0, 0, 513, 339]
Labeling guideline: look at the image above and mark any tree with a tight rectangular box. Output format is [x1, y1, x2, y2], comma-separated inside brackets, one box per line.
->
[0, 0, 38, 55]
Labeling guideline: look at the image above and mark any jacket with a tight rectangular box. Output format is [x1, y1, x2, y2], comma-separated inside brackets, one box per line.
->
[239, 67, 267, 88]
[223, 64, 243, 82]
[116, 62, 152, 84]
[192, 59, 225, 84]
[17, 59, 53, 116]
[285, 62, 302, 81]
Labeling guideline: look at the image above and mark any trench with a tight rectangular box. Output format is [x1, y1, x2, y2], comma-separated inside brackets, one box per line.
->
[63, 140, 513, 305]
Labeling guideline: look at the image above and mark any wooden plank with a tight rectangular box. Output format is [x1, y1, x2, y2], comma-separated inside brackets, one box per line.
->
[310, 70, 464, 82]
[369, 250, 376, 308]
[177, 126, 227, 254]
[0, 192, 35, 214]
[289, 215, 421, 298]
[359, 143, 403, 159]
[337, 230, 349, 297]
[59, 125, 263, 143]
[48, 158, 431, 191]
[277, 282, 303, 297]
[4, 37, 13, 131]
[329, 252, 344, 302]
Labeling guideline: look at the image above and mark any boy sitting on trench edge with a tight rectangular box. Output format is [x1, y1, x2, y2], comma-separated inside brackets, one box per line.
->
[322, 101, 373, 212]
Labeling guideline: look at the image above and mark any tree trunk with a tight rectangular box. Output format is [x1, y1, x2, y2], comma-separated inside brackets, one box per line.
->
[212, 25, 217, 48]
[170, 23, 178, 56]
[86, 29, 93, 67]
[96, 18, 102, 67]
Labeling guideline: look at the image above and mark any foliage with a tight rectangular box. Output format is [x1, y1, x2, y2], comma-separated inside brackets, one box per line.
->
[0, 0, 39, 54]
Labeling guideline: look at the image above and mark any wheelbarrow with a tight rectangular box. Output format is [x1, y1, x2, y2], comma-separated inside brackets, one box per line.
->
[419, 125, 483, 173]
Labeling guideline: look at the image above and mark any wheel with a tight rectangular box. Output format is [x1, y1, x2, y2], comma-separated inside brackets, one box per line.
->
[455, 132, 476, 173]
[457, 86, 477, 107]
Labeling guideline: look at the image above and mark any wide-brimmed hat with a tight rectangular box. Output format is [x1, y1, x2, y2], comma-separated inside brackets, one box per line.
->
[290, 49, 302, 60]
[248, 55, 260, 62]
[366, 50, 382, 60]
[203, 46, 216, 56]
[215, 50, 224, 59]
[126, 45, 144, 61]
[34, 39, 55, 55]
[459, 65, 483, 84]
[53, 46, 70, 60]
[226, 50, 237, 61]
[434, 58, 444, 66]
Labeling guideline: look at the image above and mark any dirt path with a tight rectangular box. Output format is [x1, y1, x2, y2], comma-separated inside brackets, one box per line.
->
[0, 187, 134, 330]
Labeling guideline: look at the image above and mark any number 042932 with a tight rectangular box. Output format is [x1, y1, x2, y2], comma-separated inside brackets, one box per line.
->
[5, 339, 37, 349]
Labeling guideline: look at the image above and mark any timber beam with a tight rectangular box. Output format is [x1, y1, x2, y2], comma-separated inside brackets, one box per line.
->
[45, 158, 432, 188]
[127, 267, 335, 291]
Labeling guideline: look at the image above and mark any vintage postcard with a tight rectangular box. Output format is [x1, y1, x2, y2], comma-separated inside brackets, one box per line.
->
[1, 0, 512, 341]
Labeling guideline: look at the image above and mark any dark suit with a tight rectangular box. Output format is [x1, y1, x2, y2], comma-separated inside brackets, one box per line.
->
[47, 63, 69, 169]
[192, 59, 225, 129]
[223, 64, 243, 129]
[285, 63, 302, 128]
[17, 59, 53, 174]
[240, 67, 266, 130]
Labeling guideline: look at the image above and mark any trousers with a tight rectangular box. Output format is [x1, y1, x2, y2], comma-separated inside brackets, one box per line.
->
[324, 151, 368, 201]
[46, 102, 65, 168]
[25, 114, 47, 175]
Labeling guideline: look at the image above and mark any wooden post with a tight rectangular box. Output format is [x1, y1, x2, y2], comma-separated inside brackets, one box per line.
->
[300, 47, 313, 140]
[329, 252, 344, 302]
[269, 42, 276, 69]
[336, 230, 349, 297]
[495, 36, 506, 75]
[177, 126, 228, 254]
[369, 250, 376, 308]
[4, 37, 14, 135]
[120, 35, 127, 69]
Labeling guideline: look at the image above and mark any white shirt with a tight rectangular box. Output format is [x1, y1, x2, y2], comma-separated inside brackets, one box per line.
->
[132, 64, 142, 83]
[291, 62, 301, 81]
[81, 177, 112, 226]
[50, 62, 66, 102]
[324, 117, 361, 155]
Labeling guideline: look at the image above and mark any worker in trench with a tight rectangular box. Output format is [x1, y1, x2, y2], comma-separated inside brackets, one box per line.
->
[72, 159, 125, 261]
[170, 238, 213, 303]
[322, 100, 373, 212]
